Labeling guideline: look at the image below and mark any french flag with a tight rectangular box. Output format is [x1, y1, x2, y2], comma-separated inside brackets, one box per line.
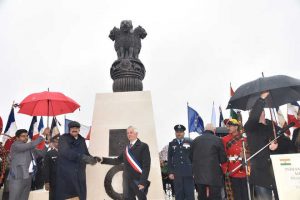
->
[30, 116, 45, 150]
[3, 107, 17, 151]
[4, 108, 17, 138]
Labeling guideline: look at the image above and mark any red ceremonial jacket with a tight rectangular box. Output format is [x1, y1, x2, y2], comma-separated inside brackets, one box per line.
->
[221, 133, 247, 178]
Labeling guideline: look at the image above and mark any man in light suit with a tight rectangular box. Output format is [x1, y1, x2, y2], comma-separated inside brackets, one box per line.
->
[8, 128, 48, 200]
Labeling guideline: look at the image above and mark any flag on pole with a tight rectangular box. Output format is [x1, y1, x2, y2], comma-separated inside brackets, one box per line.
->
[3, 107, 17, 151]
[4, 108, 17, 137]
[219, 106, 225, 127]
[287, 103, 300, 128]
[211, 102, 216, 127]
[38, 116, 44, 133]
[229, 83, 239, 120]
[64, 118, 91, 140]
[187, 105, 204, 134]
[230, 82, 235, 97]
[276, 107, 291, 136]
[30, 117, 46, 150]
[28, 116, 38, 139]
[50, 117, 60, 137]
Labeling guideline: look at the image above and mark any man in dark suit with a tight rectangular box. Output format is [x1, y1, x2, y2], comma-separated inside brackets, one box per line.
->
[167, 124, 194, 200]
[55, 121, 99, 200]
[101, 126, 151, 200]
[191, 123, 227, 200]
[244, 91, 281, 200]
[43, 134, 59, 200]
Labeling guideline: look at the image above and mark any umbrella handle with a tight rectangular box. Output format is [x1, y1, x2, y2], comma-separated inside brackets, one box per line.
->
[265, 95, 277, 139]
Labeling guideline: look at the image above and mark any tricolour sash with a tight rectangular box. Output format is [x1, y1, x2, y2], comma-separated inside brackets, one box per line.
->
[125, 145, 142, 174]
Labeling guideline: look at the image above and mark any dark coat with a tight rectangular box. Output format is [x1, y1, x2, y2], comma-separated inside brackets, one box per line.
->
[43, 148, 58, 200]
[167, 138, 193, 177]
[55, 134, 90, 200]
[191, 130, 227, 186]
[244, 98, 276, 189]
[102, 139, 151, 187]
[292, 128, 300, 152]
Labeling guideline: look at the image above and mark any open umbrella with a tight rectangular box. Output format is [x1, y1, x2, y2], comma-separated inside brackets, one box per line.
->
[18, 91, 80, 126]
[227, 75, 300, 110]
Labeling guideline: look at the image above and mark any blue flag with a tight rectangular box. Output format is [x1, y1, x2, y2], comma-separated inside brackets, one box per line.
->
[187, 105, 204, 134]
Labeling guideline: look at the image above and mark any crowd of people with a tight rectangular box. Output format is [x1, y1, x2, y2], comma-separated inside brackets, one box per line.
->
[0, 91, 299, 200]
[161, 91, 300, 200]
[0, 121, 151, 200]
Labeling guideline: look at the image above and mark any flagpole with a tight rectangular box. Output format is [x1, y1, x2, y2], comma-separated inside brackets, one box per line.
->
[47, 88, 50, 127]
[187, 102, 190, 140]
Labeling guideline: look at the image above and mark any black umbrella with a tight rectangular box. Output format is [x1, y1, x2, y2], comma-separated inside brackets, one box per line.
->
[227, 75, 300, 110]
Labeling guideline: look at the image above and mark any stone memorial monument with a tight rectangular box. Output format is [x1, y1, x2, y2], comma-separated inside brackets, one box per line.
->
[86, 20, 164, 199]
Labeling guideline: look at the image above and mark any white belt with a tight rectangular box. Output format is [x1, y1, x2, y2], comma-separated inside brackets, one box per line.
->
[228, 156, 242, 161]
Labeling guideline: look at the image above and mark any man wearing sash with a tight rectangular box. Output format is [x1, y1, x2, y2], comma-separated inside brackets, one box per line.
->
[101, 126, 151, 200]
[222, 119, 249, 200]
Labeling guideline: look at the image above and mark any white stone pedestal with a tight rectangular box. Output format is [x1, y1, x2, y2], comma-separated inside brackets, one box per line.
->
[86, 91, 165, 200]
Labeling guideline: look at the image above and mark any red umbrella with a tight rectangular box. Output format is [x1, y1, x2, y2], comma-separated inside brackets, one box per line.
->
[18, 91, 80, 125]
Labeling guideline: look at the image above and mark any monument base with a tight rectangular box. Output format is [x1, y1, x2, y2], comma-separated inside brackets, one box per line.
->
[86, 91, 164, 200]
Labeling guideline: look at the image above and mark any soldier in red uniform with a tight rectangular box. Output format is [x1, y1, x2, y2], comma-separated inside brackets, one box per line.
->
[222, 119, 249, 200]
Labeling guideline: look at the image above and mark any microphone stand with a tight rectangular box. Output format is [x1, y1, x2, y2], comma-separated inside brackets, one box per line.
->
[229, 134, 283, 200]
[241, 139, 251, 200]
[229, 133, 282, 176]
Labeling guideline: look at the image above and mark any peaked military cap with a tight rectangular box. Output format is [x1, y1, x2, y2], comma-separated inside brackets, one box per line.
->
[68, 121, 81, 129]
[174, 124, 186, 132]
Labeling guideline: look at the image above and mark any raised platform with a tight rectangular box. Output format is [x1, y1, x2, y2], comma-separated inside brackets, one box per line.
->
[86, 91, 165, 199]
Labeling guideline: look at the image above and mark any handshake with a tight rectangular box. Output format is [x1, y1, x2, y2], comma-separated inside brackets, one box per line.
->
[81, 155, 102, 165]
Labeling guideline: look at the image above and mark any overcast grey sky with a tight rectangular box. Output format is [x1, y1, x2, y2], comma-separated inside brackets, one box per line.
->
[0, 0, 300, 149]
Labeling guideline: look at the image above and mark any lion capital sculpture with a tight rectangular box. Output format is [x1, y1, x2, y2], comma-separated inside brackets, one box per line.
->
[109, 20, 147, 59]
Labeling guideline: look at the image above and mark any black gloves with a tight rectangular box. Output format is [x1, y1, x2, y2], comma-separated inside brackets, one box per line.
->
[81, 155, 97, 165]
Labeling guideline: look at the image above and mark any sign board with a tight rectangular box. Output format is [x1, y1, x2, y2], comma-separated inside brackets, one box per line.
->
[271, 153, 300, 200]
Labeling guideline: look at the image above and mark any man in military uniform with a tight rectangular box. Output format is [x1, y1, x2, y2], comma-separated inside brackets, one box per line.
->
[43, 134, 60, 200]
[167, 124, 194, 200]
[222, 119, 249, 200]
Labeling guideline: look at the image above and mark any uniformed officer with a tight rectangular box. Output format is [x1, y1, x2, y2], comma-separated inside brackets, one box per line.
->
[167, 124, 194, 200]
[222, 119, 249, 200]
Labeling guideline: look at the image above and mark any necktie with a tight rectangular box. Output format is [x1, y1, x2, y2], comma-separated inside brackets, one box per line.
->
[130, 143, 133, 148]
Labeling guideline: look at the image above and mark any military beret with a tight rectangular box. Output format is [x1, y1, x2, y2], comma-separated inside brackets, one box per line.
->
[68, 121, 81, 129]
[174, 124, 186, 132]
